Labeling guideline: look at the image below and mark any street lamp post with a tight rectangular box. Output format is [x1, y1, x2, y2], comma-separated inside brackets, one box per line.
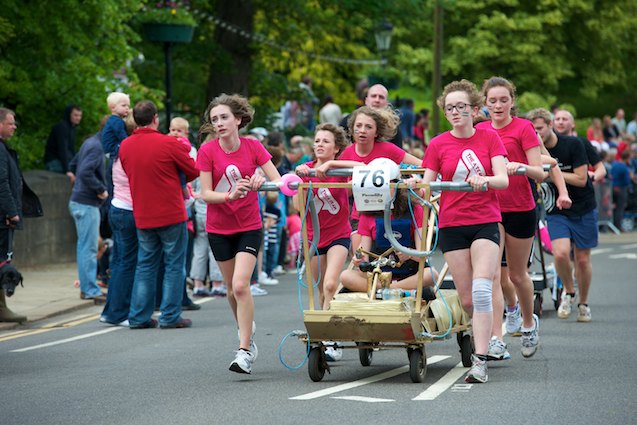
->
[374, 19, 393, 68]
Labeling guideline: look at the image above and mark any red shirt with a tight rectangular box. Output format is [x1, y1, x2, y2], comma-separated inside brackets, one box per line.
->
[119, 128, 199, 229]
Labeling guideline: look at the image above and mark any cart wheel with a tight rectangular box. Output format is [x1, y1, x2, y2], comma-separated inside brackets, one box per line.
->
[459, 334, 473, 367]
[308, 347, 326, 382]
[409, 348, 427, 383]
[534, 294, 543, 317]
[357, 342, 373, 367]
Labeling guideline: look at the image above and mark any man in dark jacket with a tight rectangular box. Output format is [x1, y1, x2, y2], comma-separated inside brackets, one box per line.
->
[0, 108, 25, 322]
[44, 104, 82, 180]
[68, 133, 108, 304]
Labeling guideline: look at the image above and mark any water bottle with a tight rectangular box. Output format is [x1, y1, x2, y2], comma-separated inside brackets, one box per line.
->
[381, 288, 406, 300]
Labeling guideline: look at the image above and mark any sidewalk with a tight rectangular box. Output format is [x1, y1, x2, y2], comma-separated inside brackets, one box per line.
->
[0, 262, 93, 331]
[1, 231, 636, 332]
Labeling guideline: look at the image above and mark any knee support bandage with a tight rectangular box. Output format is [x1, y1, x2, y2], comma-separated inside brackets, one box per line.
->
[472, 278, 493, 313]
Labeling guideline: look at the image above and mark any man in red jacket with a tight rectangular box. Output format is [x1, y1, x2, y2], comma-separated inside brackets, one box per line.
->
[119, 101, 199, 329]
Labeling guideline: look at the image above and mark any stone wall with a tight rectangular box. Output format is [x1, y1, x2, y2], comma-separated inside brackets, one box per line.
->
[13, 170, 77, 267]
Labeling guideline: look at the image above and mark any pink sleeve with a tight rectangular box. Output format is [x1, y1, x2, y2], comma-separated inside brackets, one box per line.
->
[357, 213, 374, 237]
[519, 120, 541, 151]
[196, 144, 213, 172]
[414, 203, 424, 228]
[490, 133, 507, 158]
[422, 139, 441, 172]
[252, 139, 273, 166]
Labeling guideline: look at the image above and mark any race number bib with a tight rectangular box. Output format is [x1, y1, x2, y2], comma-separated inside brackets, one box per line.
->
[351, 163, 392, 212]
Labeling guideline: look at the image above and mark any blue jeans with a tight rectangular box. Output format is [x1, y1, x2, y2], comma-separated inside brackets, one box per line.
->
[129, 222, 187, 326]
[101, 205, 137, 324]
[68, 201, 102, 298]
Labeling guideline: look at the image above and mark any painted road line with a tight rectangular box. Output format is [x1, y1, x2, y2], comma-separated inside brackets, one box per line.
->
[609, 253, 637, 260]
[290, 355, 450, 400]
[591, 248, 613, 256]
[0, 313, 101, 343]
[412, 362, 466, 400]
[620, 243, 637, 250]
[10, 327, 122, 353]
[331, 396, 394, 403]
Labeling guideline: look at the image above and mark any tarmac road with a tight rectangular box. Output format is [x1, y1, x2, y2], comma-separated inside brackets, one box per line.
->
[1, 236, 636, 425]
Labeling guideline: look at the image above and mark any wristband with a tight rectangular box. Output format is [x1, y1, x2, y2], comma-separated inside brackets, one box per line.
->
[225, 192, 231, 203]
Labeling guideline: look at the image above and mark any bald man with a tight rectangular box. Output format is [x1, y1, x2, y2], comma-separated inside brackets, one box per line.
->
[339, 84, 405, 148]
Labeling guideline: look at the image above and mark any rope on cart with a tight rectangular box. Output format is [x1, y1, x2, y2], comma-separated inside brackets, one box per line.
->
[278, 182, 318, 370]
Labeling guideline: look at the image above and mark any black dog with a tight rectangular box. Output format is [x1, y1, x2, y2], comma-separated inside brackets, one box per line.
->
[0, 263, 23, 297]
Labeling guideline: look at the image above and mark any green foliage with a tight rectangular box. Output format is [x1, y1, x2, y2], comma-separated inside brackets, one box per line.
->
[516, 92, 556, 116]
[0, 0, 149, 170]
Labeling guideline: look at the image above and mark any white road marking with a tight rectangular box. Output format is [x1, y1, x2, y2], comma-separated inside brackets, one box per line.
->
[412, 362, 467, 400]
[609, 253, 637, 260]
[331, 396, 394, 403]
[451, 383, 473, 392]
[620, 243, 637, 250]
[290, 355, 450, 400]
[10, 328, 122, 353]
[591, 248, 613, 256]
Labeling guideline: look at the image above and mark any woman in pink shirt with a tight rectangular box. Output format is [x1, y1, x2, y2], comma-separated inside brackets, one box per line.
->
[410, 79, 508, 383]
[197, 94, 281, 375]
[322, 106, 422, 250]
[476, 77, 545, 359]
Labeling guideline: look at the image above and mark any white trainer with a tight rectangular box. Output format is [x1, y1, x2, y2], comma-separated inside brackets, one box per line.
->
[229, 349, 255, 374]
[557, 293, 574, 319]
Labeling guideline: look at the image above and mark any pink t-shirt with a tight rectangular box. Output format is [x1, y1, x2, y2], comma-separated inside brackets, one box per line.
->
[422, 128, 507, 228]
[338, 141, 406, 220]
[358, 203, 424, 240]
[301, 160, 352, 248]
[196, 137, 272, 234]
[476, 117, 539, 212]
[111, 157, 133, 210]
[287, 213, 301, 236]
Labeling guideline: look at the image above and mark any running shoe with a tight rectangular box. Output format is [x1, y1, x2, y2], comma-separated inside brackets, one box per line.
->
[272, 265, 286, 276]
[250, 284, 268, 296]
[557, 293, 574, 319]
[260, 275, 279, 286]
[324, 341, 343, 362]
[210, 285, 227, 297]
[192, 288, 210, 297]
[505, 304, 522, 335]
[487, 336, 511, 361]
[465, 355, 488, 383]
[577, 304, 591, 322]
[520, 314, 540, 358]
[237, 321, 258, 361]
[229, 349, 255, 374]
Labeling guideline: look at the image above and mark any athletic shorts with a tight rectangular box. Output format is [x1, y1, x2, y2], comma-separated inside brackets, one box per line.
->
[438, 222, 500, 253]
[546, 209, 598, 249]
[208, 229, 263, 262]
[501, 209, 537, 239]
[317, 237, 351, 256]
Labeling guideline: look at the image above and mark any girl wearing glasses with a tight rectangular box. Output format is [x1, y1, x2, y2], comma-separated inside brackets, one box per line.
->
[476, 77, 544, 360]
[409, 79, 508, 383]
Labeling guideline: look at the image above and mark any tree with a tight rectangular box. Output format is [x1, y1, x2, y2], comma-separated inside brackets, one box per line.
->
[0, 0, 150, 169]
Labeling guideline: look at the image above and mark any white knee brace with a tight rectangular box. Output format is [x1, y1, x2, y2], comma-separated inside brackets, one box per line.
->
[472, 278, 493, 313]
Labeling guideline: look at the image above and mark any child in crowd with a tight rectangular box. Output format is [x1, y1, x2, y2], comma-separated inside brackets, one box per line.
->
[101, 92, 130, 158]
[286, 205, 302, 269]
[262, 192, 281, 282]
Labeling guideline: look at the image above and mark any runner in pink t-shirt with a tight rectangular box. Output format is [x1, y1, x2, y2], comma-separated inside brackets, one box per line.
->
[409, 80, 508, 384]
[196, 94, 281, 375]
[320, 106, 423, 251]
[478, 77, 546, 359]
[294, 124, 351, 317]
[339, 193, 438, 293]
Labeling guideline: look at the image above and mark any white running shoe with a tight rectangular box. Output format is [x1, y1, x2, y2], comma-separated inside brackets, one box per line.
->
[324, 341, 343, 362]
[520, 314, 540, 358]
[229, 349, 255, 374]
[272, 265, 286, 276]
[250, 284, 268, 296]
[505, 304, 523, 335]
[260, 276, 279, 286]
[557, 293, 574, 319]
[237, 321, 258, 361]
[465, 355, 488, 383]
[577, 304, 591, 322]
[487, 336, 511, 361]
